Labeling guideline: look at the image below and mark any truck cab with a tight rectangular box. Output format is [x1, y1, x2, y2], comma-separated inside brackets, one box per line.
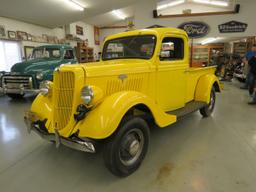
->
[0, 44, 77, 99]
[25, 28, 221, 177]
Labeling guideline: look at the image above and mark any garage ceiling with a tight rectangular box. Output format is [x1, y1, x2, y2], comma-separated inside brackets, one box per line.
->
[84, 6, 134, 27]
[0, 0, 138, 28]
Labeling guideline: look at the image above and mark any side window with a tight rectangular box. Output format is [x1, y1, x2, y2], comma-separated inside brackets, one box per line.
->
[160, 37, 184, 61]
[64, 49, 74, 59]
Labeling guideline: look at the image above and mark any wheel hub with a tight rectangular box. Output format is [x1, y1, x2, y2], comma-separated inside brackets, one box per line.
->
[129, 140, 140, 156]
[119, 128, 145, 166]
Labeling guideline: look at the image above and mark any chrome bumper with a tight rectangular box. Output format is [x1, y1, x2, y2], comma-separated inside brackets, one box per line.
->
[24, 111, 96, 153]
[0, 85, 40, 95]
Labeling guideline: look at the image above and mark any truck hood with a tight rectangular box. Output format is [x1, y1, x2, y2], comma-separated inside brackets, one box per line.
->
[11, 58, 61, 74]
[81, 59, 154, 77]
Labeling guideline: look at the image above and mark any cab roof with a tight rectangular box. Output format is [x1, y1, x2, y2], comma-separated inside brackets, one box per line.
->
[105, 28, 188, 42]
[35, 44, 73, 49]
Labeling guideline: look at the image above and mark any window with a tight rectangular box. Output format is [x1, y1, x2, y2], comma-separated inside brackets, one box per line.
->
[102, 35, 156, 60]
[32, 48, 61, 59]
[160, 37, 184, 61]
[64, 49, 74, 59]
[0, 40, 22, 71]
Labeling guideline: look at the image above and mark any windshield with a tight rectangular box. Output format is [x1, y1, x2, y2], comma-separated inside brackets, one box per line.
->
[32, 48, 61, 59]
[102, 35, 156, 60]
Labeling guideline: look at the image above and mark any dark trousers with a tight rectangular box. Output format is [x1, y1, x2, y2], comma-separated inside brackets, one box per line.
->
[248, 73, 255, 95]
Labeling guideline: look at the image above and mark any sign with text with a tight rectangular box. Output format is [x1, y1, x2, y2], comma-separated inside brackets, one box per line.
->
[218, 21, 248, 33]
[178, 21, 210, 38]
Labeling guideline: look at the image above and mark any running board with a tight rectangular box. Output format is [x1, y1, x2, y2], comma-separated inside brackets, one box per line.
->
[167, 101, 207, 121]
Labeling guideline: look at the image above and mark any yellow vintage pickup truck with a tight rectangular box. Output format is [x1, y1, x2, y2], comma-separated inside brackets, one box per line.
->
[24, 28, 221, 177]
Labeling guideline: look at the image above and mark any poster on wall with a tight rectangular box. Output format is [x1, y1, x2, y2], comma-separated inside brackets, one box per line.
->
[17, 31, 28, 40]
[8, 31, 16, 39]
[94, 26, 100, 45]
[24, 46, 34, 61]
[76, 25, 84, 35]
[218, 21, 248, 33]
[178, 21, 210, 38]
[0, 25, 6, 38]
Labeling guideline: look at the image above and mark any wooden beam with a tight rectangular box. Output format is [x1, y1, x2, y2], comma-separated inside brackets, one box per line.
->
[154, 4, 240, 19]
[157, 10, 236, 18]
[100, 26, 127, 29]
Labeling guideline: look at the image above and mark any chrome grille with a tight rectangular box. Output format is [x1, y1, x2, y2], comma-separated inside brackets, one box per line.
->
[2, 76, 32, 89]
[53, 71, 75, 130]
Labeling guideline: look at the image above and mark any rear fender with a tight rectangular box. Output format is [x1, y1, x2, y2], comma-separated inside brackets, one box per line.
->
[74, 91, 177, 139]
[195, 74, 221, 103]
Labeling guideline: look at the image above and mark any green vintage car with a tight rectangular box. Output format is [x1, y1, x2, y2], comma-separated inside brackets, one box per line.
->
[0, 44, 77, 99]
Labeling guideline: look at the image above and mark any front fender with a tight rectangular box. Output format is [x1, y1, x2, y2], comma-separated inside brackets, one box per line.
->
[75, 91, 177, 139]
[195, 74, 221, 103]
[31, 94, 53, 130]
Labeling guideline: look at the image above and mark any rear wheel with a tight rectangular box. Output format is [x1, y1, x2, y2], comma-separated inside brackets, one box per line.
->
[200, 88, 216, 117]
[7, 93, 24, 99]
[103, 117, 150, 177]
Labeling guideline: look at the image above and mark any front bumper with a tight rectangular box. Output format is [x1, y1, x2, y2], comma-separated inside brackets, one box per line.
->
[24, 111, 96, 153]
[0, 86, 40, 95]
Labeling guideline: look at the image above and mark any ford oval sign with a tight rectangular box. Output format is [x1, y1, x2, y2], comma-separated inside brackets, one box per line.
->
[178, 21, 210, 38]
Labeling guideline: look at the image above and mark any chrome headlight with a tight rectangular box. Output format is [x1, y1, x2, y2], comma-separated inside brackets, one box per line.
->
[81, 86, 94, 105]
[39, 81, 51, 96]
[36, 72, 44, 80]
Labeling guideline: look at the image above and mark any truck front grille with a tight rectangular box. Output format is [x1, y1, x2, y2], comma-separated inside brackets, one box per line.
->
[53, 71, 75, 130]
[2, 76, 33, 89]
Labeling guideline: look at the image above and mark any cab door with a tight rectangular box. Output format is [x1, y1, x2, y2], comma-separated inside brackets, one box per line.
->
[156, 34, 189, 111]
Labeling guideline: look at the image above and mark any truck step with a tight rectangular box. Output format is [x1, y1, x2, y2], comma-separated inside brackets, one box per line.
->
[168, 101, 207, 121]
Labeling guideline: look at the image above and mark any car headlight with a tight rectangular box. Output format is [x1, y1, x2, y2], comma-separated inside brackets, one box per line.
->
[36, 72, 44, 80]
[81, 86, 104, 106]
[39, 81, 52, 96]
[81, 86, 94, 105]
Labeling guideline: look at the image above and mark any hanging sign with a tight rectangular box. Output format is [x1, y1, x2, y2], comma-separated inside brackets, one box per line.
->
[218, 21, 248, 33]
[178, 21, 210, 38]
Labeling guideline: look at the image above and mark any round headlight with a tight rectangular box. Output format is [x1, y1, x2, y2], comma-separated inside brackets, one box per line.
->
[36, 72, 44, 80]
[81, 86, 94, 105]
[39, 81, 50, 96]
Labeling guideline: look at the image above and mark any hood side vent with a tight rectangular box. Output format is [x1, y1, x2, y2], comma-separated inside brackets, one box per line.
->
[106, 76, 143, 96]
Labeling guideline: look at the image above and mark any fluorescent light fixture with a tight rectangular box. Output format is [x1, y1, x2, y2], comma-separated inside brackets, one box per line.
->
[65, 0, 85, 11]
[112, 10, 126, 20]
[201, 37, 219, 45]
[192, 0, 229, 7]
[157, 0, 185, 10]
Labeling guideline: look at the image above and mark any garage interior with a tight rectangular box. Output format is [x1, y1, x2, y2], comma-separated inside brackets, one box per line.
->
[0, 0, 256, 191]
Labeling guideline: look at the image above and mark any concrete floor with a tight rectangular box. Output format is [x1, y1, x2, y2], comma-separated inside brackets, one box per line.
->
[0, 81, 256, 192]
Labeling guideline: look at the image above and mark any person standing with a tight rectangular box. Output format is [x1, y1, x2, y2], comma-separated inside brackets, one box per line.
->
[241, 44, 256, 89]
[248, 55, 256, 105]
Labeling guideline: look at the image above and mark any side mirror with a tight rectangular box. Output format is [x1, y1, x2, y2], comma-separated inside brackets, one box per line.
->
[159, 50, 170, 58]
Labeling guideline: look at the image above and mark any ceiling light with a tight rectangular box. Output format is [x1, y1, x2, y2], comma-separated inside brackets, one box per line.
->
[201, 37, 219, 45]
[192, 0, 228, 7]
[157, 0, 185, 10]
[65, 0, 85, 11]
[112, 10, 126, 20]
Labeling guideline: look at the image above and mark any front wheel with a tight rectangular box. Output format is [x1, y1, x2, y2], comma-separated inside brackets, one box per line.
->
[103, 117, 150, 177]
[200, 88, 216, 117]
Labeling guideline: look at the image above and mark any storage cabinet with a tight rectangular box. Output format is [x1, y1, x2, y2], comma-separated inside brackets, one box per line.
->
[233, 42, 248, 57]
[76, 43, 94, 63]
[191, 44, 224, 67]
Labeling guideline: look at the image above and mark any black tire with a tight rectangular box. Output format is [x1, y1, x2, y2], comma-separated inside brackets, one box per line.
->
[200, 88, 216, 117]
[7, 93, 24, 99]
[103, 117, 150, 177]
